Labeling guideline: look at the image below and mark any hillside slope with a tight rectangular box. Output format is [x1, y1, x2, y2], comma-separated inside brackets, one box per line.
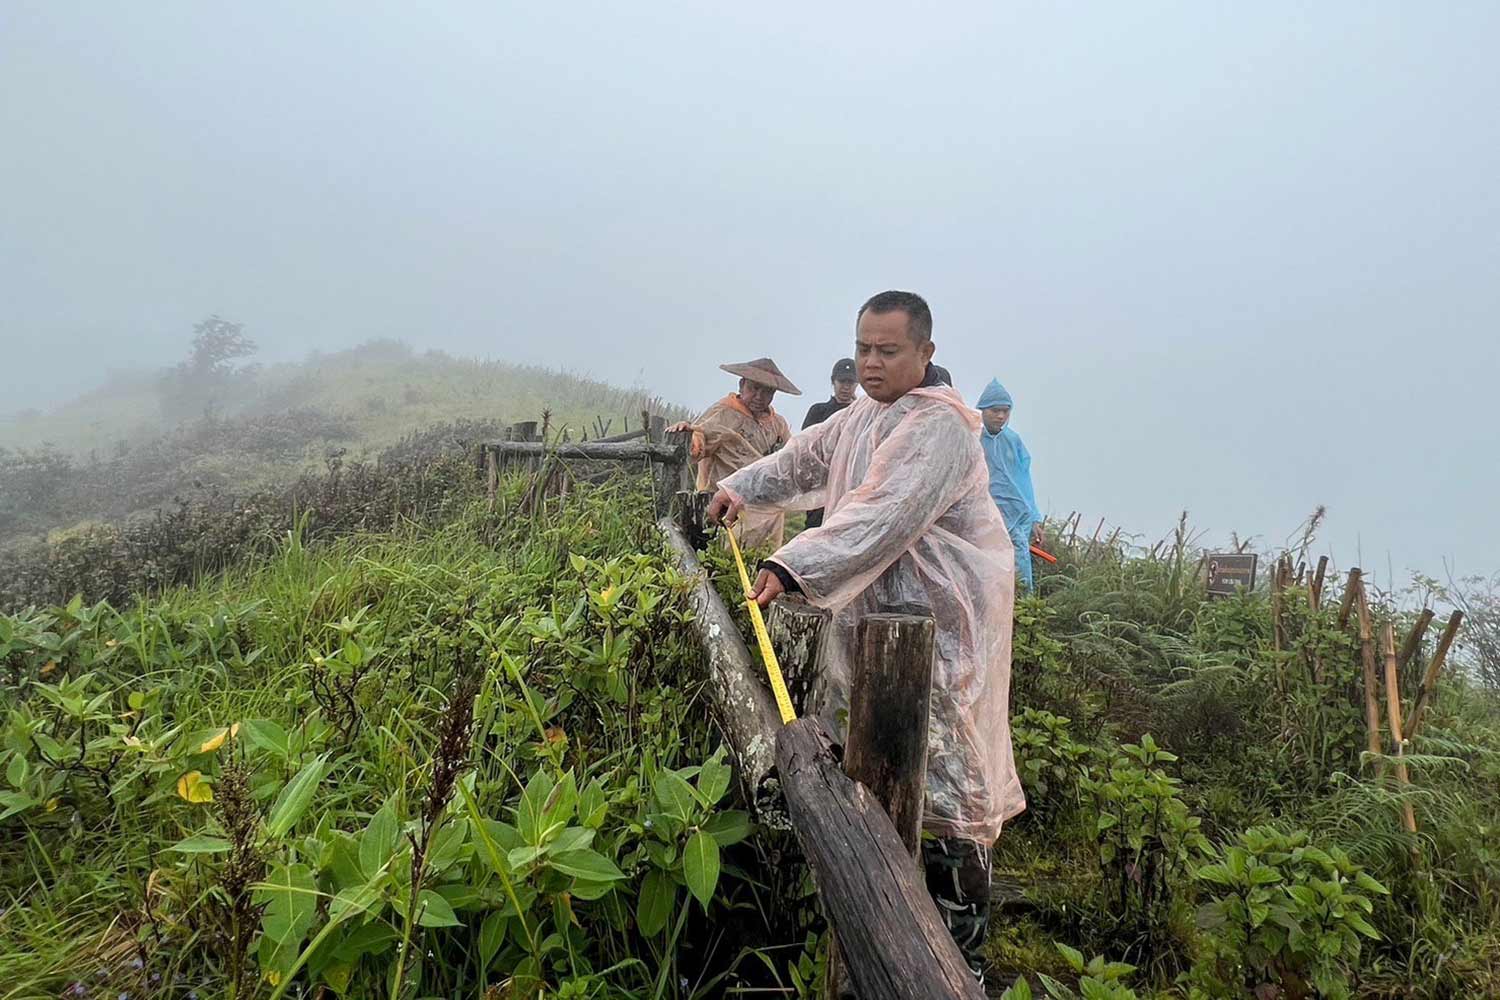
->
[0, 340, 688, 544]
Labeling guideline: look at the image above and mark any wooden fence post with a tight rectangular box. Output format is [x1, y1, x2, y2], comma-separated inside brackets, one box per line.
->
[826, 612, 936, 998]
[1396, 609, 1436, 694]
[767, 598, 832, 720]
[484, 446, 499, 508]
[1352, 577, 1384, 766]
[657, 429, 695, 519]
[1338, 568, 1361, 630]
[1380, 624, 1419, 841]
[1406, 610, 1464, 741]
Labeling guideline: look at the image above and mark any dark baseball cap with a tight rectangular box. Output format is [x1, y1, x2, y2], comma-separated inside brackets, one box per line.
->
[831, 358, 856, 380]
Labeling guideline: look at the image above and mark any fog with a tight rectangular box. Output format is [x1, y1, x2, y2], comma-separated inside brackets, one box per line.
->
[2, 2, 1497, 582]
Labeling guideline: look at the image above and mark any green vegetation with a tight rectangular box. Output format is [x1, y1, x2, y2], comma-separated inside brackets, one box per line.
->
[1, 476, 799, 999]
[4, 358, 1499, 998]
[989, 534, 1500, 998]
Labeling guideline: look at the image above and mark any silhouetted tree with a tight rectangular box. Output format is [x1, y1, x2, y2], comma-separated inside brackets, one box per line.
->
[158, 315, 259, 422]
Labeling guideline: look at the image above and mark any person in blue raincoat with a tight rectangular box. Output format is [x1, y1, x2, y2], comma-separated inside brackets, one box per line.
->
[977, 378, 1043, 589]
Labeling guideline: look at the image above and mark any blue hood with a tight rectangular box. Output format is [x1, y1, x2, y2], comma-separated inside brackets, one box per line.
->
[976, 378, 1013, 410]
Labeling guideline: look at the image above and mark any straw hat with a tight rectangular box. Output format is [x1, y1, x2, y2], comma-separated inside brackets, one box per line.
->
[719, 357, 801, 395]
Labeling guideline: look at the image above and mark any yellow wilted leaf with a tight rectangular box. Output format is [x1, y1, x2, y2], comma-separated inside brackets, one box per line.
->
[265, 970, 282, 987]
[176, 771, 213, 803]
[198, 723, 242, 753]
[40, 660, 57, 677]
[45, 797, 59, 812]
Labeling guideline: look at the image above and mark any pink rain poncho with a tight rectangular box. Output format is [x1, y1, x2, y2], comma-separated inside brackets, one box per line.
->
[720, 385, 1024, 845]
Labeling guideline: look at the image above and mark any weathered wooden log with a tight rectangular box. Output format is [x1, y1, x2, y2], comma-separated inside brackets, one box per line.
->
[767, 598, 833, 719]
[776, 718, 985, 1000]
[486, 440, 682, 462]
[659, 517, 788, 828]
[1380, 624, 1419, 839]
[596, 428, 648, 444]
[1406, 610, 1463, 742]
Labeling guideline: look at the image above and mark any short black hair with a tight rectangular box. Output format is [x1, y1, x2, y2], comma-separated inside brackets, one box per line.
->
[857, 290, 932, 345]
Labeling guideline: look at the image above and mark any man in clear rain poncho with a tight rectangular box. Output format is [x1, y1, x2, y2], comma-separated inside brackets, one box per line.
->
[707, 290, 1023, 984]
[978, 377, 1043, 590]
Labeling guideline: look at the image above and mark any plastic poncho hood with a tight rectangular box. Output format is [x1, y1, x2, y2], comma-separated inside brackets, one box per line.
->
[720, 384, 1024, 844]
[977, 378, 1014, 410]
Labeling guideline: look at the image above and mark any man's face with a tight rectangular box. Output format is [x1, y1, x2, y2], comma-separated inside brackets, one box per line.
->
[982, 406, 1011, 434]
[738, 378, 776, 416]
[855, 309, 935, 404]
[832, 378, 858, 405]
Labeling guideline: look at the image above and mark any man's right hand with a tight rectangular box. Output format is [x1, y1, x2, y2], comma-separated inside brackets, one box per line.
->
[705, 488, 744, 527]
[666, 421, 693, 435]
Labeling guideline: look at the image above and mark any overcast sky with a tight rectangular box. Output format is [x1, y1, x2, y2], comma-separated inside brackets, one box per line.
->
[2, 2, 1497, 583]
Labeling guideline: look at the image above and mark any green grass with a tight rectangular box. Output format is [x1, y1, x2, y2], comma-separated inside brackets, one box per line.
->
[0, 477, 782, 999]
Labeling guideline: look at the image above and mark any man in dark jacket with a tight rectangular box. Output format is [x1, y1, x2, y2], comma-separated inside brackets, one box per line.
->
[799, 358, 858, 527]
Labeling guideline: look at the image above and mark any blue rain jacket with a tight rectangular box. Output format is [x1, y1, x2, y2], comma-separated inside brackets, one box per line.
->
[977, 379, 1040, 588]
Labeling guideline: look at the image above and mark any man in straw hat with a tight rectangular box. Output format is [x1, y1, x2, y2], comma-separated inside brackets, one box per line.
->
[705, 291, 1020, 985]
[668, 357, 800, 548]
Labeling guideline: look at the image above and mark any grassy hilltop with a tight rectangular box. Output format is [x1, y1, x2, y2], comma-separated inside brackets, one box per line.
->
[0, 338, 687, 549]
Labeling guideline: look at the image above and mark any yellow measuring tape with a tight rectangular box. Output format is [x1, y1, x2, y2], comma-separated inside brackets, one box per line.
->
[723, 525, 798, 725]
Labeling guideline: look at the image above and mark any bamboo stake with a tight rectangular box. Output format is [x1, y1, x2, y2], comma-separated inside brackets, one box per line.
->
[1353, 577, 1384, 765]
[1405, 610, 1464, 742]
[1380, 624, 1419, 840]
[1271, 557, 1287, 656]
[1338, 568, 1361, 630]
[1310, 555, 1329, 611]
[1396, 609, 1436, 694]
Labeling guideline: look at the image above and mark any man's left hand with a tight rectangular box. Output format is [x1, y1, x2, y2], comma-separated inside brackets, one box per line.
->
[750, 568, 784, 607]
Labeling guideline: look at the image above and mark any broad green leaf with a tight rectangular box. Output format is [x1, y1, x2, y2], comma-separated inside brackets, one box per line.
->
[636, 868, 675, 936]
[254, 863, 318, 980]
[577, 780, 608, 829]
[266, 755, 329, 838]
[702, 810, 752, 847]
[517, 770, 555, 845]
[540, 771, 578, 836]
[653, 770, 697, 822]
[6, 753, 28, 789]
[416, 889, 461, 928]
[320, 960, 353, 996]
[1054, 942, 1085, 973]
[548, 827, 594, 855]
[242, 719, 292, 758]
[550, 848, 626, 882]
[683, 831, 720, 909]
[570, 878, 614, 901]
[359, 801, 398, 877]
[166, 833, 233, 854]
[0, 790, 37, 821]
[508, 845, 547, 871]
[478, 910, 508, 967]
[332, 922, 398, 962]
[327, 832, 364, 889]
[696, 753, 732, 806]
